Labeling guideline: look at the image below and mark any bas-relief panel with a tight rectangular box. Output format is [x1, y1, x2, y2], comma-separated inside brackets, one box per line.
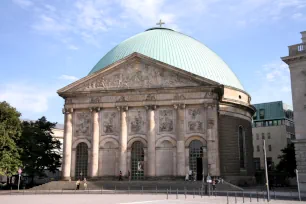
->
[128, 110, 146, 135]
[158, 109, 175, 134]
[186, 107, 205, 134]
[101, 110, 119, 136]
[75, 112, 91, 137]
[73, 62, 198, 92]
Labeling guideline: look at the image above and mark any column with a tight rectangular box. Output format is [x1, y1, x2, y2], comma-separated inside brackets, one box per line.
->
[147, 105, 156, 177]
[62, 108, 73, 180]
[119, 106, 128, 176]
[206, 103, 220, 176]
[176, 104, 186, 177]
[90, 108, 100, 178]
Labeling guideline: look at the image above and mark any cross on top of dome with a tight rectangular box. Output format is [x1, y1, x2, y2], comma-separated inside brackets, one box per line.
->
[156, 19, 165, 27]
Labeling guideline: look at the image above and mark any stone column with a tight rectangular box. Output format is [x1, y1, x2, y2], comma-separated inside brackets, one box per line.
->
[206, 103, 220, 176]
[62, 108, 73, 180]
[118, 106, 128, 176]
[175, 104, 186, 177]
[90, 107, 100, 178]
[146, 105, 156, 177]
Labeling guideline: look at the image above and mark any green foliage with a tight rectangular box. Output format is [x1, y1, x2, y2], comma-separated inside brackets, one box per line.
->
[276, 143, 296, 178]
[19, 117, 61, 180]
[0, 101, 22, 176]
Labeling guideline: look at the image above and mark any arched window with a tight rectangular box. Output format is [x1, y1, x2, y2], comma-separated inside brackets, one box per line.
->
[238, 126, 246, 169]
[75, 142, 88, 180]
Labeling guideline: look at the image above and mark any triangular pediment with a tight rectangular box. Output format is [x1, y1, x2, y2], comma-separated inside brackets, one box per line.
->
[58, 53, 219, 95]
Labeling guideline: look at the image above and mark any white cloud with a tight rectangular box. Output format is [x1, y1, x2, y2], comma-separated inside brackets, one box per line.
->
[59, 75, 79, 81]
[292, 12, 303, 19]
[12, 0, 33, 8]
[250, 62, 292, 105]
[67, 44, 79, 50]
[0, 83, 55, 113]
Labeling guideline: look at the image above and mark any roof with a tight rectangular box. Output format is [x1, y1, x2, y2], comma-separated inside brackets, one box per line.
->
[252, 101, 293, 121]
[88, 27, 244, 90]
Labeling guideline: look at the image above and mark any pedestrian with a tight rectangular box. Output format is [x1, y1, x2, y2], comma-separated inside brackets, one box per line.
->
[119, 170, 123, 181]
[83, 178, 87, 190]
[76, 179, 80, 190]
[193, 171, 197, 181]
[189, 170, 192, 181]
[128, 170, 131, 181]
[212, 179, 216, 191]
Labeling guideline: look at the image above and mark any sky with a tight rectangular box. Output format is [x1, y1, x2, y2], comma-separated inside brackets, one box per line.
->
[0, 0, 305, 124]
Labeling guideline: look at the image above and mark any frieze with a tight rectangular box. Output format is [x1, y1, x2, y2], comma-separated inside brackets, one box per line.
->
[159, 109, 174, 133]
[74, 63, 198, 91]
[101, 111, 118, 135]
[75, 112, 91, 136]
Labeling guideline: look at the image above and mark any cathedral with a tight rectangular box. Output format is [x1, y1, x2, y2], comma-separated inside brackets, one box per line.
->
[58, 26, 255, 185]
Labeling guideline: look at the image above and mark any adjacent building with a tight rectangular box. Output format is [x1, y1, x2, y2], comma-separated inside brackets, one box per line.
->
[282, 31, 306, 191]
[57, 26, 256, 184]
[252, 101, 295, 171]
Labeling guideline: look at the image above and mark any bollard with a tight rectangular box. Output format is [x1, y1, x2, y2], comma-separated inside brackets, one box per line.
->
[201, 188, 202, 198]
[199, 188, 200, 196]
[128, 186, 130, 195]
[193, 188, 195, 198]
[170, 186, 171, 194]
[250, 193, 252, 202]
[167, 189, 168, 199]
[176, 188, 178, 199]
[185, 187, 186, 199]
[142, 186, 143, 195]
[101, 186, 103, 194]
[274, 190, 276, 200]
[156, 186, 157, 195]
[227, 192, 229, 204]
[257, 191, 259, 202]
[235, 191, 237, 203]
[243, 191, 244, 203]
[115, 185, 116, 194]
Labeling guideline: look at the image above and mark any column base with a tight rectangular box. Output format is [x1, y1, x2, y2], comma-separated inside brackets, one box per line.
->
[61, 176, 71, 181]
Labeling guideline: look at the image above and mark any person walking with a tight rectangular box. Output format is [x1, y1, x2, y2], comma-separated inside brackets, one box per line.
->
[212, 179, 216, 191]
[128, 170, 131, 181]
[76, 179, 80, 190]
[119, 171, 123, 181]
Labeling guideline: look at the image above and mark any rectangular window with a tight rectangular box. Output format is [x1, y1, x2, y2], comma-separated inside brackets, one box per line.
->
[268, 121, 273, 126]
[257, 122, 262, 127]
[267, 133, 271, 139]
[256, 134, 259, 140]
[262, 133, 265, 140]
[273, 120, 278, 126]
[253, 111, 257, 120]
[254, 158, 261, 170]
[257, 145, 260, 152]
[259, 109, 265, 119]
[268, 145, 272, 151]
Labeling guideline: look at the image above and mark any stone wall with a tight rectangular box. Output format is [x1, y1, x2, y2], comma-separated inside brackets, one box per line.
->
[219, 114, 254, 184]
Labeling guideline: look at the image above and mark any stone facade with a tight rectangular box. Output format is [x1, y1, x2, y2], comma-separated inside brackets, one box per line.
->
[58, 53, 255, 182]
[282, 31, 306, 191]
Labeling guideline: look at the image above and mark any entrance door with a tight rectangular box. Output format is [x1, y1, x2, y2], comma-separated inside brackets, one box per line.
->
[189, 140, 205, 181]
[131, 141, 144, 180]
[196, 158, 203, 180]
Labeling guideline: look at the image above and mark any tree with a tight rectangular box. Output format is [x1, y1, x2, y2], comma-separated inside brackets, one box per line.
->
[19, 117, 61, 184]
[276, 143, 296, 178]
[0, 101, 22, 177]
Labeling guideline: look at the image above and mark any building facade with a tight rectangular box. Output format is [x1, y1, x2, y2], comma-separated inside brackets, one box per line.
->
[252, 101, 295, 171]
[282, 31, 306, 191]
[58, 27, 255, 184]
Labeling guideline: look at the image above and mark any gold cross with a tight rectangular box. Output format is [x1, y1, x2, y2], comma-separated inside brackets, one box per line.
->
[156, 19, 165, 27]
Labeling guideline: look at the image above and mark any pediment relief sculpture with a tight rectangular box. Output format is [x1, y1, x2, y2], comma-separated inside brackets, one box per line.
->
[72, 62, 199, 92]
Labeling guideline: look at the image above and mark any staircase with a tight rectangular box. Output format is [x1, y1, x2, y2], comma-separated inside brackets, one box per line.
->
[30, 180, 243, 192]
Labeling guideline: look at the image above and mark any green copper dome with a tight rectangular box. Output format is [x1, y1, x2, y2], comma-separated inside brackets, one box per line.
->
[89, 27, 244, 90]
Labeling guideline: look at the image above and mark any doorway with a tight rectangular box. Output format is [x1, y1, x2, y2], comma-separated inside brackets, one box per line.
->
[189, 140, 206, 181]
[131, 141, 144, 180]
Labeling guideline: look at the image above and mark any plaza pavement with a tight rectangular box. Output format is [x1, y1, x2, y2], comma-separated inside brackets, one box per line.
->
[0, 194, 304, 204]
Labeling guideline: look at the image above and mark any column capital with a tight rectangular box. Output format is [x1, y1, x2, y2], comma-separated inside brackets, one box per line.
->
[174, 104, 185, 109]
[62, 108, 73, 114]
[145, 105, 157, 110]
[89, 107, 101, 112]
[117, 106, 128, 112]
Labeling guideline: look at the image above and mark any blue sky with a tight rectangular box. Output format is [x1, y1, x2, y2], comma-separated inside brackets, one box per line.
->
[0, 0, 305, 124]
